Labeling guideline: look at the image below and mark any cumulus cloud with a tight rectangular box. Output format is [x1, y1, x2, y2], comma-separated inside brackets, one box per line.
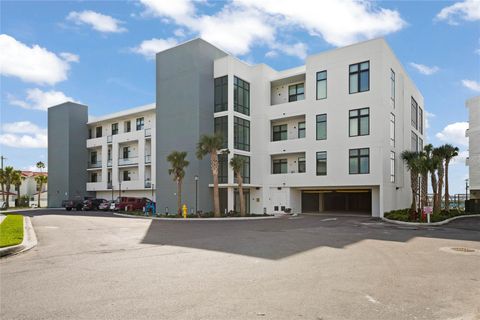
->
[67, 10, 127, 33]
[425, 111, 435, 129]
[8, 88, 79, 111]
[451, 150, 469, 166]
[0, 121, 47, 149]
[409, 62, 440, 75]
[0, 34, 78, 85]
[462, 79, 480, 92]
[131, 37, 178, 59]
[436, 0, 480, 25]
[435, 122, 469, 147]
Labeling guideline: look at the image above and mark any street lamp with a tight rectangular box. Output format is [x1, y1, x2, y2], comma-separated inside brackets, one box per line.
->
[194, 175, 199, 214]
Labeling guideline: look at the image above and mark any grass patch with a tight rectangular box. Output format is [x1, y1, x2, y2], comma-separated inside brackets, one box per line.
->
[0, 215, 24, 248]
[384, 208, 475, 223]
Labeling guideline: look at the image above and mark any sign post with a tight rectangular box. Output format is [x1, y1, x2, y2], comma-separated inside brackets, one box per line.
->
[423, 206, 433, 223]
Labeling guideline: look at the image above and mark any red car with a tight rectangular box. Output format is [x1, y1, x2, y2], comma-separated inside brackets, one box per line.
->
[113, 197, 150, 211]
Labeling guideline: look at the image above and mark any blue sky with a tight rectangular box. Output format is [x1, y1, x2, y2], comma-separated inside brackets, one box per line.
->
[0, 0, 479, 194]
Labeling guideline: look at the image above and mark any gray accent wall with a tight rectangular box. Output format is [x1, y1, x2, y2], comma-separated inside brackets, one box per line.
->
[156, 39, 227, 214]
[48, 102, 89, 207]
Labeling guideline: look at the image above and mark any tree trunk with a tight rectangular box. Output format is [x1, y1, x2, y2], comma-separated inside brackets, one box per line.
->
[421, 172, 428, 209]
[5, 184, 10, 209]
[177, 178, 182, 215]
[237, 173, 245, 217]
[437, 164, 444, 211]
[17, 187, 20, 207]
[37, 182, 42, 208]
[211, 152, 220, 217]
[430, 170, 439, 213]
[410, 171, 417, 213]
[444, 159, 450, 210]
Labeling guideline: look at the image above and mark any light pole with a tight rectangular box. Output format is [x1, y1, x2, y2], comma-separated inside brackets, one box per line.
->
[465, 179, 469, 201]
[151, 183, 155, 200]
[194, 175, 199, 214]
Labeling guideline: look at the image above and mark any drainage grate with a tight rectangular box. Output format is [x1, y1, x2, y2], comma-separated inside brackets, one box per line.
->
[440, 247, 480, 255]
[452, 247, 475, 253]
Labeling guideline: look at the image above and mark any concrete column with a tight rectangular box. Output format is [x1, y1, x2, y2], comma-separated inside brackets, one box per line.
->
[372, 187, 380, 217]
[227, 187, 234, 213]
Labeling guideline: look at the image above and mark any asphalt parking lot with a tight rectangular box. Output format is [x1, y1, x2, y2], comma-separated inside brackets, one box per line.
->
[1, 209, 479, 320]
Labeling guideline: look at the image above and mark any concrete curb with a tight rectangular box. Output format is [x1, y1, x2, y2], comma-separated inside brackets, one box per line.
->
[113, 212, 282, 221]
[0, 207, 63, 213]
[381, 214, 480, 226]
[0, 216, 38, 258]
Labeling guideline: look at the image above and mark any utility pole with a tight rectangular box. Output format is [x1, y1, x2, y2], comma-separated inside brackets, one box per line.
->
[1, 155, 6, 201]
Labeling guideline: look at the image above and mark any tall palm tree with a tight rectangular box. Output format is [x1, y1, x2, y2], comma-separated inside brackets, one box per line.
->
[34, 174, 48, 208]
[433, 146, 447, 210]
[36, 161, 45, 172]
[442, 144, 459, 210]
[424, 144, 441, 213]
[230, 156, 246, 217]
[3, 166, 15, 209]
[196, 134, 224, 217]
[401, 150, 421, 214]
[11, 170, 24, 207]
[166, 151, 189, 215]
[418, 151, 429, 209]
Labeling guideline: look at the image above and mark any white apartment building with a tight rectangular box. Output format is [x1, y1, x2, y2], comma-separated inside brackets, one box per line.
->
[85, 104, 156, 200]
[466, 96, 480, 199]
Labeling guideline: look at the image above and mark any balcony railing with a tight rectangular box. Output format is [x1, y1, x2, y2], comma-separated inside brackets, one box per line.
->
[145, 128, 152, 137]
[118, 157, 138, 166]
[107, 135, 113, 143]
[145, 155, 151, 164]
[88, 161, 102, 168]
[145, 181, 152, 188]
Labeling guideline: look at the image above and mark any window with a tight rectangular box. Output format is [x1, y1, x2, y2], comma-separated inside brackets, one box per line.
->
[218, 153, 228, 183]
[411, 131, 418, 152]
[390, 69, 395, 108]
[214, 76, 228, 112]
[234, 76, 250, 115]
[298, 157, 306, 173]
[411, 97, 418, 129]
[88, 129, 92, 139]
[272, 159, 287, 174]
[123, 146, 130, 159]
[316, 71, 327, 100]
[272, 124, 287, 141]
[349, 61, 370, 94]
[234, 189, 250, 214]
[390, 113, 395, 147]
[214, 116, 228, 149]
[112, 123, 118, 135]
[349, 148, 370, 174]
[91, 172, 98, 183]
[107, 148, 112, 161]
[234, 155, 250, 184]
[390, 151, 395, 183]
[234, 117, 250, 151]
[122, 171, 130, 181]
[298, 122, 306, 138]
[288, 83, 304, 102]
[90, 151, 97, 164]
[96, 126, 102, 138]
[316, 114, 327, 140]
[419, 137, 423, 152]
[108, 171, 112, 184]
[316, 151, 327, 176]
[349, 108, 370, 137]
[136, 117, 144, 131]
[124, 121, 131, 133]
[419, 107, 423, 134]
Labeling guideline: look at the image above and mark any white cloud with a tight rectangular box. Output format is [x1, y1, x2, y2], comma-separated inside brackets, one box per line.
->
[436, 0, 480, 25]
[0, 121, 47, 149]
[272, 42, 308, 59]
[409, 62, 440, 75]
[8, 88, 79, 111]
[462, 79, 480, 92]
[0, 34, 77, 85]
[435, 122, 469, 147]
[131, 37, 179, 59]
[475, 48, 480, 55]
[425, 111, 435, 129]
[451, 150, 469, 166]
[265, 50, 278, 58]
[67, 10, 127, 33]
[173, 28, 186, 37]
[59, 52, 79, 62]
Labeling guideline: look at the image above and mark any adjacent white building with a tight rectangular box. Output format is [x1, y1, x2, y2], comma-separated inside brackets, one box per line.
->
[466, 96, 480, 199]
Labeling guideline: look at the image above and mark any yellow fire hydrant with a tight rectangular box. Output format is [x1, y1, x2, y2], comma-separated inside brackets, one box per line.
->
[182, 204, 187, 219]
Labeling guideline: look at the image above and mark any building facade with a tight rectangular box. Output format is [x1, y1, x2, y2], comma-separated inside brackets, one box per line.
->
[48, 38, 425, 217]
[466, 96, 480, 199]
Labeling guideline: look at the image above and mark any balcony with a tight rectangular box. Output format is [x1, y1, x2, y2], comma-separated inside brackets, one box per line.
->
[270, 72, 306, 106]
[88, 161, 102, 169]
[118, 157, 138, 166]
[145, 128, 152, 138]
[145, 155, 151, 164]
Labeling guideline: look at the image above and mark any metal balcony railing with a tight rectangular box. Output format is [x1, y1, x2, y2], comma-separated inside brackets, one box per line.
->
[145, 155, 151, 164]
[88, 161, 102, 168]
[145, 128, 152, 137]
[118, 157, 138, 166]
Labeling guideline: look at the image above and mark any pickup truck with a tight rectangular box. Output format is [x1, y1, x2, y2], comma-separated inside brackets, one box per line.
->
[62, 199, 84, 211]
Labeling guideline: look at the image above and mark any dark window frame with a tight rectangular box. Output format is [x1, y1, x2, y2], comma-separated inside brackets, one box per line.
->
[349, 61, 370, 94]
[349, 148, 370, 174]
[234, 116, 250, 151]
[234, 76, 250, 116]
[234, 154, 250, 184]
[272, 124, 287, 141]
[136, 117, 144, 131]
[214, 76, 228, 113]
[124, 121, 131, 133]
[316, 70, 327, 100]
[298, 157, 306, 173]
[95, 126, 102, 138]
[390, 113, 395, 147]
[316, 151, 327, 176]
[214, 116, 228, 149]
[272, 159, 288, 174]
[418, 107, 423, 134]
[411, 97, 418, 129]
[288, 83, 305, 102]
[298, 121, 306, 139]
[349, 107, 370, 137]
[218, 153, 228, 184]
[112, 123, 118, 135]
[390, 151, 395, 183]
[316, 114, 327, 140]
[390, 69, 395, 108]
[411, 131, 418, 152]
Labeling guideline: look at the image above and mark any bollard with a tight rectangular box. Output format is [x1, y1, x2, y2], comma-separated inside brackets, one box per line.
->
[182, 204, 187, 219]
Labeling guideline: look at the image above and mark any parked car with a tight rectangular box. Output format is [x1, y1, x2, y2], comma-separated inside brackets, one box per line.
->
[113, 197, 151, 211]
[83, 198, 108, 211]
[62, 199, 84, 211]
[98, 200, 114, 211]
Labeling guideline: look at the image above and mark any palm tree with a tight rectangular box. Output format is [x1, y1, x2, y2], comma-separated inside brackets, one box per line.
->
[3, 166, 15, 209]
[230, 156, 246, 217]
[401, 151, 421, 214]
[0, 168, 5, 202]
[11, 170, 24, 207]
[418, 151, 429, 210]
[424, 144, 441, 213]
[442, 144, 459, 210]
[34, 175, 48, 208]
[433, 146, 447, 210]
[196, 134, 224, 217]
[166, 151, 189, 215]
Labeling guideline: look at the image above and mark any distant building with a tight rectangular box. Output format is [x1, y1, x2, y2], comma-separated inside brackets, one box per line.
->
[8, 171, 48, 207]
[466, 96, 480, 199]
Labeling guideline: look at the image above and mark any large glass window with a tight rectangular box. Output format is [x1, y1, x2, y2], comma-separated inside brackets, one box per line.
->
[390, 69, 395, 108]
[214, 116, 228, 149]
[349, 148, 370, 174]
[234, 76, 250, 115]
[112, 123, 118, 135]
[234, 189, 250, 214]
[214, 76, 228, 113]
[316, 114, 327, 140]
[122, 146, 130, 159]
[90, 151, 97, 164]
[411, 97, 418, 129]
[349, 61, 370, 94]
[298, 157, 306, 173]
[136, 117, 144, 131]
[316, 71, 327, 100]
[272, 159, 287, 174]
[298, 122, 306, 138]
[390, 151, 395, 183]
[411, 131, 418, 152]
[390, 113, 395, 147]
[218, 153, 228, 183]
[288, 83, 305, 102]
[272, 124, 287, 141]
[419, 137, 423, 152]
[419, 107, 423, 134]
[234, 154, 250, 184]
[234, 116, 250, 151]
[316, 151, 327, 176]
[349, 108, 370, 137]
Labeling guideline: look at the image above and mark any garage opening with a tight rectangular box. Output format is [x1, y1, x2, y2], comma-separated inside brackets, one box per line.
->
[301, 190, 371, 213]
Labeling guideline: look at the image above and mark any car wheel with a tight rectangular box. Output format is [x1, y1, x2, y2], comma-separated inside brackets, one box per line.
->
[66, 207, 72, 211]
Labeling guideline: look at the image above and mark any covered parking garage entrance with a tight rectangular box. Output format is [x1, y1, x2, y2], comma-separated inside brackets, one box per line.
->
[301, 189, 372, 213]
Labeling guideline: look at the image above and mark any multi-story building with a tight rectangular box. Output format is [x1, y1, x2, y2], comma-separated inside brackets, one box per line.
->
[466, 96, 480, 199]
[49, 37, 425, 217]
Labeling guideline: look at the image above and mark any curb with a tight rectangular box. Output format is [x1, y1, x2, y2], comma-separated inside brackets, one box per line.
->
[113, 212, 282, 221]
[0, 216, 38, 258]
[381, 214, 480, 227]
